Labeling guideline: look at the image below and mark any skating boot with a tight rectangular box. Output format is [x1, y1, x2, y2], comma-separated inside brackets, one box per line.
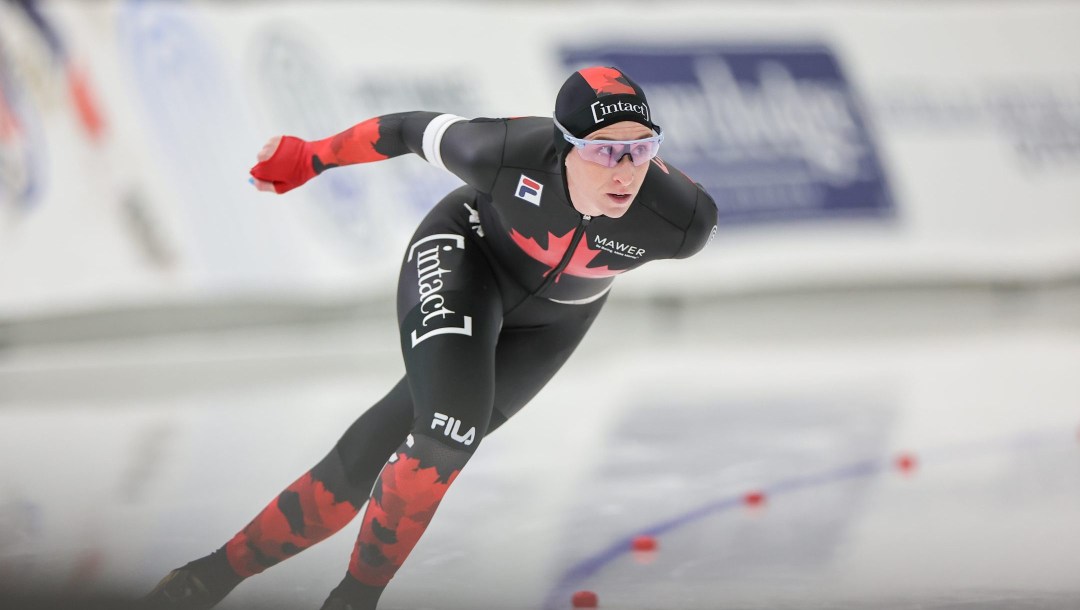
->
[318, 574, 384, 610]
[142, 550, 242, 609]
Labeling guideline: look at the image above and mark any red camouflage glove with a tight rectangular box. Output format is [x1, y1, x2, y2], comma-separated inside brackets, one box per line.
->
[249, 135, 319, 194]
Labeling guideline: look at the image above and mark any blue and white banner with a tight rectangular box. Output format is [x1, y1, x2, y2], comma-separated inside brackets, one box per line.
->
[562, 45, 895, 226]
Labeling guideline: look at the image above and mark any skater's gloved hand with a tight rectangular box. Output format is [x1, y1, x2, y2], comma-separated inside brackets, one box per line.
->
[249, 135, 317, 194]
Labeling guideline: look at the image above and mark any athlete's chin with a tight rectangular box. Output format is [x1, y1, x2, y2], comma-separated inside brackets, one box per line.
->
[602, 205, 632, 219]
[598, 195, 636, 218]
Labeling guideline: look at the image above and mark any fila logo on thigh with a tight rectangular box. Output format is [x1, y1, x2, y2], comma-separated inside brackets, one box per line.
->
[407, 233, 473, 347]
[431, 412, 476, 446]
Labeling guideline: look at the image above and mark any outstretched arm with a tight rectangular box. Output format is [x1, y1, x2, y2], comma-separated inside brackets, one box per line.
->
[250, 112, 507, 195]
[249, 111, 442, 194]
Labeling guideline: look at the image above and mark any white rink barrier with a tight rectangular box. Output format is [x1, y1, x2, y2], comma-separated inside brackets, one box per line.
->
[1, 0, 1079, 321]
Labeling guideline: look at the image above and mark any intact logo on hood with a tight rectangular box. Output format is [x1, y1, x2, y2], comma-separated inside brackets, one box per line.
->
[590, 99, 650, 124]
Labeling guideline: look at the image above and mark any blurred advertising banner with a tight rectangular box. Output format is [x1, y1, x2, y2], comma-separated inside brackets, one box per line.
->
[562, 45, 896, 225]
[1, 0, 1078, 321]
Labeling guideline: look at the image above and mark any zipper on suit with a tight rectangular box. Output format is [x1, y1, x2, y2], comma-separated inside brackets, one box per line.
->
[534, 214, 592, 295]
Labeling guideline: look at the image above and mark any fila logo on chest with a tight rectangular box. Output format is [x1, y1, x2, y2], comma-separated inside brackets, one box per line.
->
[515, 174, 543, 206]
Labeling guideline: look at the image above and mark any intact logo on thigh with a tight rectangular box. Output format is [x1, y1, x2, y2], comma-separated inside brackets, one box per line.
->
[431, 412, 476, 446]
[407, 233, 473, 347]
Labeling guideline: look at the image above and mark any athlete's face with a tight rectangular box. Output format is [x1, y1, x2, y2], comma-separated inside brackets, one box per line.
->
[564, 121, 652, 219]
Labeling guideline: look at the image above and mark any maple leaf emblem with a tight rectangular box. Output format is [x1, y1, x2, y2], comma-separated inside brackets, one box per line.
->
[510, 229, 625, 281]
[578, 66, 636, 96]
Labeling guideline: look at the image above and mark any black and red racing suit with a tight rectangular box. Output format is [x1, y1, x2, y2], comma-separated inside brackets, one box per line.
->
[207, 111, 718, 609]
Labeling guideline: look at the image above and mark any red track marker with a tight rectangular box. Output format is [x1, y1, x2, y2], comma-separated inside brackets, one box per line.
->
[744, 490, 766, 507]
[895, 452, 918, 475]
[631, 535, 657, 552]
[572, 590, 598, 608]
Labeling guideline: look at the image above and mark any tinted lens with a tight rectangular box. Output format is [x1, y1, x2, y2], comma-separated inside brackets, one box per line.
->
[628, 140, 660, 165]
[577, 140, 660, 167]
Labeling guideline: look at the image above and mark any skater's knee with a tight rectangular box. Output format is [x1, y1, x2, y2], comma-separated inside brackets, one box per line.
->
[333, 398, 413, 489]
[401, 429, 477, 475]
[312, 447, 371, 506]
[413, 410, 487, 458]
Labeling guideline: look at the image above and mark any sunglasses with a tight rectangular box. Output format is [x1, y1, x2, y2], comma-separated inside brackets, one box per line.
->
[554, 116, 664, 168]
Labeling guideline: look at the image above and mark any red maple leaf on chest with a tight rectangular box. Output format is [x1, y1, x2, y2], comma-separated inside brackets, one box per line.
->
[510, 229, 626, 281]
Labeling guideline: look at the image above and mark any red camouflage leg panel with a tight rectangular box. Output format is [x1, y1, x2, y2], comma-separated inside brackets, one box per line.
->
[347, 451, 461, 587]
[224, 471, 362, 578]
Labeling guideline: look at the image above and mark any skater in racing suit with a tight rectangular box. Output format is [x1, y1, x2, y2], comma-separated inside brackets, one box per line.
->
[144, 66, 717, 610]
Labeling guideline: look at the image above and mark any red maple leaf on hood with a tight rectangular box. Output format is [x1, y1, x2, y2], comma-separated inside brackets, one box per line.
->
[510, 229, 625, 281]
[578, 66, 636, 96]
